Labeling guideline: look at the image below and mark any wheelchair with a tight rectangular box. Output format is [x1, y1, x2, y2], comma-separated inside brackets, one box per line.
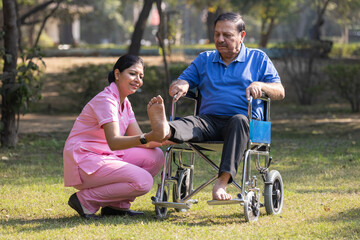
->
[151, 89, 284, 222]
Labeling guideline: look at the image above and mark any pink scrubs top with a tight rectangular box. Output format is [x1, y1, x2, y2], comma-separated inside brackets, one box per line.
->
[63, 82, 136, 187]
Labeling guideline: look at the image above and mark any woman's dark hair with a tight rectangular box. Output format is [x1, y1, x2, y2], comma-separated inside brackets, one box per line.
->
[214, 12, 245, 33]
[108, 54, 145, 84]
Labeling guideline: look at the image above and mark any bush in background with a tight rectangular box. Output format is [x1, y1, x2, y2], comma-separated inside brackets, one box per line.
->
[60, 62, 189, 115]
[330, 43, 360, 59]
[277, 39, 330, 105]
[64, 63, 112, 111]
[324, 63, 360, 112]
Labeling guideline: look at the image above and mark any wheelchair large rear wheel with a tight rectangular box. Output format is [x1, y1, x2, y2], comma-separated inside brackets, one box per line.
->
[155, 186, 168, 219]
[264, 170, 284, 215]
[244, 191, 260, 222]
[173, 169, 191, 212]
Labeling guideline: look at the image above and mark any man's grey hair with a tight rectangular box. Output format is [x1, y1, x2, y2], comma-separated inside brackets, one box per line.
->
[214, 12, 245, 33]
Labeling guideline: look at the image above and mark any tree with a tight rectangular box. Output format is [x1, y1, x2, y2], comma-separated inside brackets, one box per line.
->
[328, 0, 360, 43]
[185, 0, 231, 43]
[1, 0, 19, 147]
[241, 0, 295, 48]
[1, 0, 64, 147]
[128, 0, 155, 55]
[309, 0, 331, 41]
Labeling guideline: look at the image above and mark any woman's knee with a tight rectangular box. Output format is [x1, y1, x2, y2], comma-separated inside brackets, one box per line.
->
[132, 172, 154, 194]
[143, 147, 165, 166]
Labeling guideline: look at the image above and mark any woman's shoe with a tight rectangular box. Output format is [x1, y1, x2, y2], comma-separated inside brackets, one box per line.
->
[68, 193, 101, 220]
[101, 207, 144, 216]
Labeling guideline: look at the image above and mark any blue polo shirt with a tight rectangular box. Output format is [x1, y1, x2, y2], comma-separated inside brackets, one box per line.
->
[178, 43, 280, 120]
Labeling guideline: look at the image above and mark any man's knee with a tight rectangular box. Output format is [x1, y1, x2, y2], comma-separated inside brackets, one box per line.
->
[229, 114, 249, 128]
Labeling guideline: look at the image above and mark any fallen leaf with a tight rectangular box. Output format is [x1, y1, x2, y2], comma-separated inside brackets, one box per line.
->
[324, 206, 331, 212]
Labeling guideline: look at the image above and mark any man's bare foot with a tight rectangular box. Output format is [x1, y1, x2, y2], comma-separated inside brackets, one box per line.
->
[147, 95, 170, 142]
[212, 173, 232, 200]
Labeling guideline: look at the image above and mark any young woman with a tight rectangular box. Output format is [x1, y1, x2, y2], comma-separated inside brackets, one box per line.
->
[63, 54, 167, 219]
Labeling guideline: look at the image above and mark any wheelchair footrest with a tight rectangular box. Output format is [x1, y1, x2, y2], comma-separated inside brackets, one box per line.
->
[207, 198, 244, 206]
[152, 201, 191, 209]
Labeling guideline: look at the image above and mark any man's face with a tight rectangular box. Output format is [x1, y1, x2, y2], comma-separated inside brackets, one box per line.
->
[214, 20, 245, 59]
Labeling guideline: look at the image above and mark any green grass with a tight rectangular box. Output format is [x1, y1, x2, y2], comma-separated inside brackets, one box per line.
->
[1, 108, 360, 239]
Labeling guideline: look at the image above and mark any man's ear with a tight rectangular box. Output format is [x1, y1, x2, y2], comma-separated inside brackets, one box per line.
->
[240, 31, 246, 42]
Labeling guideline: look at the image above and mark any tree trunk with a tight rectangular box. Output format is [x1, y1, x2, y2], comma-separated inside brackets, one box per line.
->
[259, 17, 275, 48]
[206, 8, 222, 43]
[128, 0, 154, 55]
[1, 0, 19, 147]
[310, 0, 330, 41]
[341, 24, 349, 44]
[206, 10, 216, 43]
[155, 0, 171, 116]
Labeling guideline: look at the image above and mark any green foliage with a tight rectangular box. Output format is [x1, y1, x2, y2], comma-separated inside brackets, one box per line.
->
[277, 39, 331, 105]
[61, 62, 190, 114]
[169, 62, 189, 80]
[0, 47, 44, 115]
[324, 63, 360, 112]
[330, 43, 360, 58]
[16, 48, 45, 113]
[277, 39, 333, 58]
[64, 63, 112, 111]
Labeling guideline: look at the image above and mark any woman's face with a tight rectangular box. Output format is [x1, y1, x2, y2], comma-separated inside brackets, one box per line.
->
[114, 62, 144, 99]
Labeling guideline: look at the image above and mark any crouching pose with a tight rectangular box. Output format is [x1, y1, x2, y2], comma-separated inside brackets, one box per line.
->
[63, 54, 169, 219]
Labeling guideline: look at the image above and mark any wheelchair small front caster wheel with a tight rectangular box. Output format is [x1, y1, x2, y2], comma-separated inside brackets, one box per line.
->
[173, 168, 191, 212]
[244, 191, 260, 222]
[264, 170, 284, 215]
[155, 186, 168, 219]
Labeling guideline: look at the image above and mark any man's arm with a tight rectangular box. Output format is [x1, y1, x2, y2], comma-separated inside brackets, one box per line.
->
[169, 79, 190, 102]
[246, 82, 285, 101]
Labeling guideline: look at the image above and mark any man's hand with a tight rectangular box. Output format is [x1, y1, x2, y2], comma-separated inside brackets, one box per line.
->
[246, 82, 263, 100]
[169, 79, 190, 102]
[246, 82, 285, 101]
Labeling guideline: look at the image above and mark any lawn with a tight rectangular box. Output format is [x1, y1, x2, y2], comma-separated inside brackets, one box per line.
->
[1, 101, 359, 240]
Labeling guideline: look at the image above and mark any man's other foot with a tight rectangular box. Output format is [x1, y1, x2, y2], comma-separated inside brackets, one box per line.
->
[212, 173, 232, 200]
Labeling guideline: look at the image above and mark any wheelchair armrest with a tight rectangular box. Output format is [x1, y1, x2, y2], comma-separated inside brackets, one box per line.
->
[171, 88, 199, 121]
[184, 88, 198, 100]
[248, 92, 271, 121]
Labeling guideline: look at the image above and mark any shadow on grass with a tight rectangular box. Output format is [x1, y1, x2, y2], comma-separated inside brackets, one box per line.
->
[1, 210, 156, 231]
[0, 209, 251, 233]
[166, 212, 249, 226]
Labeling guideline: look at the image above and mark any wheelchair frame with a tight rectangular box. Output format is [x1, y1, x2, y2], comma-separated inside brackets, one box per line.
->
[151, 91, 284, 222]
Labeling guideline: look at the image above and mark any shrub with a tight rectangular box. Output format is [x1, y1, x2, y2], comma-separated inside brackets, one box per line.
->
[324, 63, 360, 112]
[330, 43, 360, 58]
[64, 63, 112, 111]
[277, 39, 330, 105]
[59, 62, 190, 114]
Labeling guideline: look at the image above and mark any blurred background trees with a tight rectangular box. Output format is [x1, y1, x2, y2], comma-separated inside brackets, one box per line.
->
[1, 0, 360, 147]
[2, 0, 360, 50]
